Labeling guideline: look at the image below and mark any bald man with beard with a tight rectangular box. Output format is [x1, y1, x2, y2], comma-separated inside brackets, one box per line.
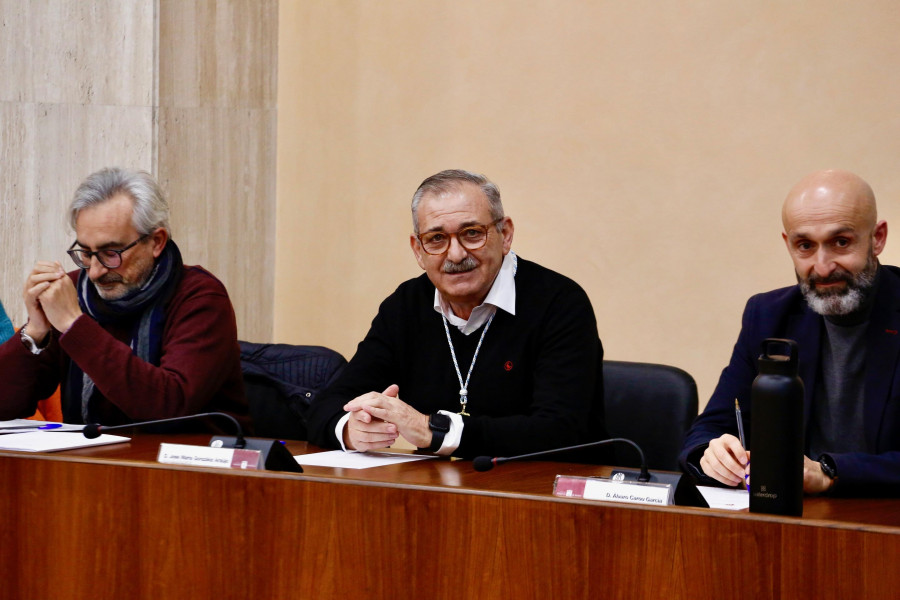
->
[680, 169, 900, 496]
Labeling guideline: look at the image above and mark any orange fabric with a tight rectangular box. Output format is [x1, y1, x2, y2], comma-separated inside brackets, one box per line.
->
[28, 387, 63, 422]
[12, 328, 64, 422]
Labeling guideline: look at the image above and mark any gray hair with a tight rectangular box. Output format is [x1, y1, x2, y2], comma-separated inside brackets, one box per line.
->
[411, 169, 504, 234]
[69, 167, 171, 235]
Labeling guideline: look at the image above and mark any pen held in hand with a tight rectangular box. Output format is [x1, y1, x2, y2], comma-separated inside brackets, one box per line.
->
[734, 399, 750, 491]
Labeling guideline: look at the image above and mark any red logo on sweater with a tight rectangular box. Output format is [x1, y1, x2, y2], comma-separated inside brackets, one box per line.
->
[504, 361, 513, 371]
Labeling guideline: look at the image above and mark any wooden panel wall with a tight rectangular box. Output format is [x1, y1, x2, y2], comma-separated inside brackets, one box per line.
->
[0, 0, 276, 342]
[157, 0, 277, 342]
[0, 0, 155, 323]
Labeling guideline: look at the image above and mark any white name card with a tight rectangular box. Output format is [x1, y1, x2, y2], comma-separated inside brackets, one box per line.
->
[157, 443, 262, 470]
[583, 479, 672, 505]
[554, 474, 674, 506]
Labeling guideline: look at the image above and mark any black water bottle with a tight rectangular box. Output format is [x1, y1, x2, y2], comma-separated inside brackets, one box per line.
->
[749, 338, 804, 516]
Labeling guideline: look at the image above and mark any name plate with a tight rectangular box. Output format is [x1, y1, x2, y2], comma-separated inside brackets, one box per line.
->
[158, 443, 262, 470]
[554, 475, 674, 506]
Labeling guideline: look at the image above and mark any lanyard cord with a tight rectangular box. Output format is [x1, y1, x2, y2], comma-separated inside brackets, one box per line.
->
[442, 312, 494, 416]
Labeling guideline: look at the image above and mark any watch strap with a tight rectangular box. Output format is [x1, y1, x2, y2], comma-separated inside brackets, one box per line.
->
[419, 413, 451, 452]
[819, 454, 838, 491]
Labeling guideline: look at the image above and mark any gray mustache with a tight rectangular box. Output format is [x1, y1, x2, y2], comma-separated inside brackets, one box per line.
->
[442, 256, 478, 273]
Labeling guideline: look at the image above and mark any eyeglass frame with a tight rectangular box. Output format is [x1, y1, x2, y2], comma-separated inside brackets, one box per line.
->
[66, 233, 151, 270]
[415, 218, 505, 256]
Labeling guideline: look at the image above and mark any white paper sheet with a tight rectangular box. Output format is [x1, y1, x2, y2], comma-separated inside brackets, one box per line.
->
[295, 450, 437, 469]
[697, 485, 750, 510]
[0, 431, 130, 452]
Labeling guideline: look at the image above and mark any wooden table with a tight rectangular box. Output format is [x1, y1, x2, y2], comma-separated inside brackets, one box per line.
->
[1, 433, 898, 599]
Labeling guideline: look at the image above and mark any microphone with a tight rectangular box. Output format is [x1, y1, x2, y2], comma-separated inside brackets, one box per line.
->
[473, 437, 651, 482]
[84, 411, 302, 473]
[83, 412, 247, 447]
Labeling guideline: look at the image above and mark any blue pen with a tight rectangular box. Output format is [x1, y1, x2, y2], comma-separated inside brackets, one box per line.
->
[734, 399, 750, 491]
[0, 423, 63, 431]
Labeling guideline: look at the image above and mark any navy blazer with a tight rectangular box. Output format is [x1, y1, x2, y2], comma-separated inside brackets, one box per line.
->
[680, 264, 900, 494]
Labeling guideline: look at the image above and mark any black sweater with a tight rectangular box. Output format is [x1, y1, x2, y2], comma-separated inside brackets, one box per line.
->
[307, 257, 607, 459]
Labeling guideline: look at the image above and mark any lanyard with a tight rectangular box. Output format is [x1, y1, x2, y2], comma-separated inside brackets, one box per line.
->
[442, 312, 494, 416]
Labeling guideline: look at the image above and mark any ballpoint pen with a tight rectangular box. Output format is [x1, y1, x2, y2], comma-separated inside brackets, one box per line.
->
[734, 399, 750, 491]
[0, 423, 64, 432]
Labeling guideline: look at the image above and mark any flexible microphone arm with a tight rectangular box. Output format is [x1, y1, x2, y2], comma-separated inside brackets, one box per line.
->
[83, 412, 246, 448]
[473, 437, 650, 482]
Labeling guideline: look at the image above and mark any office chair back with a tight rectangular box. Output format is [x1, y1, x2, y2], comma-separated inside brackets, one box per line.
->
[603, 360, 698, 471]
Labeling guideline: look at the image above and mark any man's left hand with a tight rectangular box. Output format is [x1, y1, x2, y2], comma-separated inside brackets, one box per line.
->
[803, 455, 834, 494]
[38, 274, 83, 334]
[343, 384, 432, 449]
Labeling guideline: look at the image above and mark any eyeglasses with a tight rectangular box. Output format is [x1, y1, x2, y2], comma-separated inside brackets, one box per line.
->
[416, 219, 503, 256]
[67, 234, 150, 269]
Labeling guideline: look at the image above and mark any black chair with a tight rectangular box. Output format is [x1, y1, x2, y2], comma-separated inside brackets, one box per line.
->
[603, 360, 698, 471]
[240, 341, 347, 440]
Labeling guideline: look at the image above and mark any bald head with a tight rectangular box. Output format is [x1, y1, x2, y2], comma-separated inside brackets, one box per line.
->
[782, 169, 877, 234]
[781, 169, 887, 317]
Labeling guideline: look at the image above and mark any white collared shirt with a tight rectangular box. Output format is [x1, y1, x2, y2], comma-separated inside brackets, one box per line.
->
[336, 251, 518, 454]
[435, 250, 517, 334]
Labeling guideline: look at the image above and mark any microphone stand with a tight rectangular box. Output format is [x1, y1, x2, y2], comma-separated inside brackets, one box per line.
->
[474, 437, 651, 482]
[83, 412, 247, 447]
[84, 412, 302, 473]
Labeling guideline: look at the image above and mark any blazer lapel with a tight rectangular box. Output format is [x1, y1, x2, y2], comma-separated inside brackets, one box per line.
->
[864, 267, 900, 449]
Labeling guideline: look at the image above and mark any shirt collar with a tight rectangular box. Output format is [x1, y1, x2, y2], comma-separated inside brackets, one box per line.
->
[433, 251, 517, 335]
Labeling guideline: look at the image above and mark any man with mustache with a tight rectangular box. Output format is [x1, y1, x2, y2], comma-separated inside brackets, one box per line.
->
[681, 169, 900, 495]
[0, 167, 247, 430]
[307, 169, 607, 459]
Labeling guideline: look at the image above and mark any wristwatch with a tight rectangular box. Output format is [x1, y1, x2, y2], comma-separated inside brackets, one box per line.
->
[819, 454, 838, 489]
[19, 320, 47, 355]
[419, 413, 452, 452]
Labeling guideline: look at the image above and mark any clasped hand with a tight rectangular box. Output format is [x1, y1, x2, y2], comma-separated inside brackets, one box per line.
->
[23, 261, 82, 341]
[342, 384, 431, 451]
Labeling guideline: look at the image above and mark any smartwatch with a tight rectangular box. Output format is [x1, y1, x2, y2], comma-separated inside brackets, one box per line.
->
[419, 413, 452, 452]
[819, 454, 838, 489]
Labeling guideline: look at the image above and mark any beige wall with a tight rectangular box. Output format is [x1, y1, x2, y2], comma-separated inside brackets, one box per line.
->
[277, 1, 900, 410]
[0, 0, 276, 342]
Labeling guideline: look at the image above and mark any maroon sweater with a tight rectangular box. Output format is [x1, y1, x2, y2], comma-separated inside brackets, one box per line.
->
[0, 266, 247, 429]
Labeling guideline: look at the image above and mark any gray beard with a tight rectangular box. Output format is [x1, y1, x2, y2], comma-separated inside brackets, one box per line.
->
[92, 262, 158, 301]
[93, 276, 130, 301]
[798, 257, 877, 316]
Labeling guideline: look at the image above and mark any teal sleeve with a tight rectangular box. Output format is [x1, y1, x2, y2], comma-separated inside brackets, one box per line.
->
[0, 301, 13, 344]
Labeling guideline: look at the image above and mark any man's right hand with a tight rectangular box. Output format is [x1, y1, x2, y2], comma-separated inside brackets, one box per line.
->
[22, 261, 66, 342]
[342, 385, 401, 451]
[699, 433, 750, 487]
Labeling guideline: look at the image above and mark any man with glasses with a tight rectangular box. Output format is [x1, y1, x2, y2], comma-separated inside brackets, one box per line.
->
[308, 169, 607, 459]
[0, 167, 247, 429]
